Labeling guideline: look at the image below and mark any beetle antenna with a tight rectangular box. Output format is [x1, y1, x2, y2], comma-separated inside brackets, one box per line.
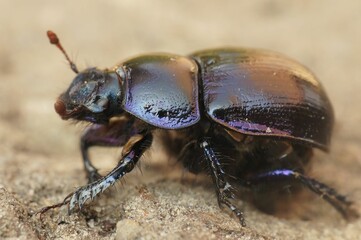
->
[47, 30, 79, 74]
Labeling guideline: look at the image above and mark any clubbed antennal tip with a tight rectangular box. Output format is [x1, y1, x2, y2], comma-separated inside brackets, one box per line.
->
[47, 30, 79, 74]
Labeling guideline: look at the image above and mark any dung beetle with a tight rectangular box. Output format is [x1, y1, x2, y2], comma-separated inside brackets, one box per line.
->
[42, 31, 357, 226]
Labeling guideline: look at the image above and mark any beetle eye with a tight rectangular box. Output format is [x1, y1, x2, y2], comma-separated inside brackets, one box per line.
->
[69, 80, 97, 103]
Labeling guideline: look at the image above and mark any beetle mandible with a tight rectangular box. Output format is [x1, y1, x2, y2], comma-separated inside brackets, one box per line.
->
[42, 31, 358, 226]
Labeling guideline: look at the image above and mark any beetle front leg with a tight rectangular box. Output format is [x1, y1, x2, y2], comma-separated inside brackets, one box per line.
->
[67, 131, 153, 213]
[81, 118, 136, 182]
[199, 139, 246, 227]
[246, 169, 359, 220]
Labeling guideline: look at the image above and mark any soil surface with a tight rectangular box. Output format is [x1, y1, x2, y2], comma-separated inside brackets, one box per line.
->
[1, 1, 361, 239]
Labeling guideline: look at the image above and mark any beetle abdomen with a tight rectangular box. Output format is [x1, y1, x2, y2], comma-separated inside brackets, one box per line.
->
[120, 54, 200, 129]
[191, 48, 334, 150]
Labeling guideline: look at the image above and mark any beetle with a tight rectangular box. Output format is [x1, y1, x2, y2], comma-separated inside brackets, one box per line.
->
[42, 31, 357, 226]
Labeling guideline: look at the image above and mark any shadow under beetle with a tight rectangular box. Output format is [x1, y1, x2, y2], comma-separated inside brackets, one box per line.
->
[41, 31, 358, 226]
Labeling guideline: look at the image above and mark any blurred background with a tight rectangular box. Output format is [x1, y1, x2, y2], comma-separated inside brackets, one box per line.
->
[0, 1, 360, 239]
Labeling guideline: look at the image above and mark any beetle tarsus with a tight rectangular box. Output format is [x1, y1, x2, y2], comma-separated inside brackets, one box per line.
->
[247, 169, 359, 220]
[200, 139, 246, 227]
[35, 192, 72, 220]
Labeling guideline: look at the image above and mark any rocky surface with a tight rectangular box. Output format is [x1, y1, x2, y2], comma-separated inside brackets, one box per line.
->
[1, 1, 360, 239]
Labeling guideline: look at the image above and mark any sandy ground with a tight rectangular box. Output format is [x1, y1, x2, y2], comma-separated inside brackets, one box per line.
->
[1, 1, 361, 239]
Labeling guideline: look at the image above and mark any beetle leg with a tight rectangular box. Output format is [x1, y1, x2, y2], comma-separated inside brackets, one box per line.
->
[246, 169, 359, 220]
[199, 139, 246, 227]
[67, 131, 153, 213]
[81, 118, 136, 182]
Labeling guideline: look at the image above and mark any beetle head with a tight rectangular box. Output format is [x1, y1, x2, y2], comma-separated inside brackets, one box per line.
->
[47, 31, 123, 124]
[55, 68, 122, 124]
